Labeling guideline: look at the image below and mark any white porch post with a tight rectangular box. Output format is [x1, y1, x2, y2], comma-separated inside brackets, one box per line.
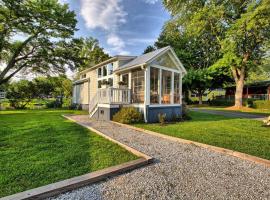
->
[171, 72, 174, 104]
[159, 68, 162, 104]
[144, 67, 150, 122]
[145, 67, 150, 105]
[128, 72, 132, 89]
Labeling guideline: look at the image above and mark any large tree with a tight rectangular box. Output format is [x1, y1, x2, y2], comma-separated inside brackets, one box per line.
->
[162, 0, 270, 108]
[77, 37, 110, 71]
[154, 20, 227, 103]
[0, 0, 77, 85]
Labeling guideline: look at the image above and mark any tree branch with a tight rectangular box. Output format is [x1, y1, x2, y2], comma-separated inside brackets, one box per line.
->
[0, 33, 39, 81]
[0, 62, 28, 85]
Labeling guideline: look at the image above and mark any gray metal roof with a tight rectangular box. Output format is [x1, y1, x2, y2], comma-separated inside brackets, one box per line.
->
[115, 46, 170, 72]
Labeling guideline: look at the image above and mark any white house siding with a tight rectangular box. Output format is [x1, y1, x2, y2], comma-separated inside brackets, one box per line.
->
[87, 69, 97, 103]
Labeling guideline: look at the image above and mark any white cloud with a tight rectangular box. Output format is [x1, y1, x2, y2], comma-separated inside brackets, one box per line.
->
[80, 0, 129, 55]
[80, 0, 127, 31]
[143, 0, 159, 4]
[107, 34, 130, 55]
[126, 38, 156, 45]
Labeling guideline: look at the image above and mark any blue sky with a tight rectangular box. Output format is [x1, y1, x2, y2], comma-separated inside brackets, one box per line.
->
[60, 0, 170, 56]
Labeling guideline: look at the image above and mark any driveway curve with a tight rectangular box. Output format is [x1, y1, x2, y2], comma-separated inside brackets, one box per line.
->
[51, 115, 270, 200]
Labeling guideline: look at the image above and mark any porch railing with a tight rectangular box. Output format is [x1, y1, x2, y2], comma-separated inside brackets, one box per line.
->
[97, 88, 131, 104]
[89, 88, 131, 116]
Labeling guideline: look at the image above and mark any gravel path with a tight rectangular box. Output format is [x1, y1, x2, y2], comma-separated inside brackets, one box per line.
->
[191, 108, 267, 121]
[50, 115, 270, 200]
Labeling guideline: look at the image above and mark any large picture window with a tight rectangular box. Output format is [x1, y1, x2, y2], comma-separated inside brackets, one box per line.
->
[161, 70, 172, 104]
[131, 69, 145, 103]
[107, 63, 113, 75]
[150, 67, 159, 104]
[174, 73, 180, 104]
[151, 53, 177, 69]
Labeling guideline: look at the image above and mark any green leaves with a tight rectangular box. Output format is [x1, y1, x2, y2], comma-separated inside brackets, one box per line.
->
[0, 0, 77, 84]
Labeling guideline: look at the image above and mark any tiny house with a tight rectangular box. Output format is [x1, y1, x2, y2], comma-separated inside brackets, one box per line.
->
[72, 46, 187, 123]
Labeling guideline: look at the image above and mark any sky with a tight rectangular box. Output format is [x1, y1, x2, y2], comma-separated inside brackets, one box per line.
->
[60, 0, 170, 56]
[2, 0, 170, 81]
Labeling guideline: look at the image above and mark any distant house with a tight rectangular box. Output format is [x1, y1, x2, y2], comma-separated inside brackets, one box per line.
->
[72, 46, 187, 123]
[225, 80, 270, 100]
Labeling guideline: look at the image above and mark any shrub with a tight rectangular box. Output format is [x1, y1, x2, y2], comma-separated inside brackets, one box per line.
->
[209, 98, 255, 107]
[263, 116, 270, 126]
[182, 102, 192, 120]
[253, 100, 270, 109]
[246, 99, 254, 108]
[158, 113, 166, 125]
[46, 100, 57, 108]
[62, 98, 72, 108]
[209, 99, 234, 106]
[113, 107, 143, 124]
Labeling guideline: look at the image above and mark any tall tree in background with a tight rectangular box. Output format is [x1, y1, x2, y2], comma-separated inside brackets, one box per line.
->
[162, 0, 270, 108]
[143, 45, 156, 54]
[77, 37, 110, 71]
[0, 0, 77, 85]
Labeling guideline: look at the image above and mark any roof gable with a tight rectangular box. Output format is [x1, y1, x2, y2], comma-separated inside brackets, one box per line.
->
[115, 46, 187, 74]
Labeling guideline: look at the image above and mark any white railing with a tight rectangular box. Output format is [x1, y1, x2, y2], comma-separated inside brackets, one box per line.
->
[89, 88, 131, 116]
[97, 88, 131, 104]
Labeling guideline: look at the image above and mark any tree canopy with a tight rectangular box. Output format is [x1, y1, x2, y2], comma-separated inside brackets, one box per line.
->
[6, 76, 72, 109]
[161, 0, 270, 107]
[0, 0, 78, 84]
[76, 37, 110, 71]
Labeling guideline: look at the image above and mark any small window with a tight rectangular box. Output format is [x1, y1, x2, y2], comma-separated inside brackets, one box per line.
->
[98, 68, 102, 78]
[108, 78, 113, 87]
[81, 74, 86, 78]
[103, 66, 107, 76]
[98, 80, 102, 88]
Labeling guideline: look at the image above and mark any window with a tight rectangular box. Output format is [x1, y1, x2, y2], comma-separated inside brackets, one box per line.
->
[161, 70, 172, 104]
[98, 68, 102, 78]
[174, 73, 180, 104]
[98, 80, 102, 88]
[151, 53, 177, 69]
[81, 74, 86, 79]
[150, 67, 160, 104]
[107, 63, 113, 75]
[108, 78, 113, 87]
[103, 66, 107, 76]
[122, 74, 129, 87]
[131, 69, 145, 103]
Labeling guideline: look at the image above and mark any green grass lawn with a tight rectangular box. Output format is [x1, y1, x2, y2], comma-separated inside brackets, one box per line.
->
[0, 109, 137, 198]
[135, 111, 270, 160]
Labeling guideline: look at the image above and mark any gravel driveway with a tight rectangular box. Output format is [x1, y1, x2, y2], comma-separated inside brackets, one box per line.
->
[51, 115, 270, 200]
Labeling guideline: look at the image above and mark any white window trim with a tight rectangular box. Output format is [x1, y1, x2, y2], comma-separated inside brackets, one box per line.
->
[151, 64, 181, 73]
[148, 65, 182, 106]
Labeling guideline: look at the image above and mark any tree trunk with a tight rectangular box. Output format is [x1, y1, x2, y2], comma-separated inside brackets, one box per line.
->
[231, 54, 248, 109]
[235, 79, 244, 108]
